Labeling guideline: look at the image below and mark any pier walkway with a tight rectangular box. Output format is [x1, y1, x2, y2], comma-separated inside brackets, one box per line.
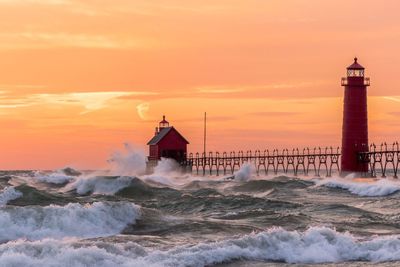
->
[182, 142, 400, 178]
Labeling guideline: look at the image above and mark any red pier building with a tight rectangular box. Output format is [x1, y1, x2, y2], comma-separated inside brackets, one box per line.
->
[341, 58, 370, 174]
[147, 116, 189, 163]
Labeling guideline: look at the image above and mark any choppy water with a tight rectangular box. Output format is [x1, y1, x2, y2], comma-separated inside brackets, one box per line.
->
[1, 163, 400, 266]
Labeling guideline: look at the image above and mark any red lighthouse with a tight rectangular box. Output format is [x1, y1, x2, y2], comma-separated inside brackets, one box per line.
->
[341, 58, 370, 174]
[147, 115, 189, 163]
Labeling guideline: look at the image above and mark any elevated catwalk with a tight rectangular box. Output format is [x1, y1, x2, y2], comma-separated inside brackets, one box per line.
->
[178, 142, 400, 178]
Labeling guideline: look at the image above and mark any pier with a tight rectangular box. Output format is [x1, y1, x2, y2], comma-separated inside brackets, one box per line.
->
[184, 147, 341, 177]
[181, 142, 400, 178]
[359, 142, 400, 178]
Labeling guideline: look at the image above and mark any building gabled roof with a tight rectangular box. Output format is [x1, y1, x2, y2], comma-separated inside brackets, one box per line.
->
[147, 126, 189, 145]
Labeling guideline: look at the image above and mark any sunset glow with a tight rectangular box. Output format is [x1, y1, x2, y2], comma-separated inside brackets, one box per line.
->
[2, 0, 400, 169]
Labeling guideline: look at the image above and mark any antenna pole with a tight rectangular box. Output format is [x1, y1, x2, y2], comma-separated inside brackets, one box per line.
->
[204, 112, 207, 157]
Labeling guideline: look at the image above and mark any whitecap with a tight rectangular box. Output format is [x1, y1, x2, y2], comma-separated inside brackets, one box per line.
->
[316, 178, 400, 197]
[0, 187, 22, 206]
[33, 172, 75, 185]
[65, 176, 134, 195]
[0, 201, 140, 242]
[233, 163, 253, 182]
[1, 227, 400, 266]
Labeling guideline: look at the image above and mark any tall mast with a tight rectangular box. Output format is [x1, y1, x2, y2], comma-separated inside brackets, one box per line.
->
[204, 112, 207, 157]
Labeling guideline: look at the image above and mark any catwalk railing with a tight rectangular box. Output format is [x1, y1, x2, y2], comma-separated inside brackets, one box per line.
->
[181, 142, 400, 178]
[358, 142, 400, 178]
[184, 147, 341, 177]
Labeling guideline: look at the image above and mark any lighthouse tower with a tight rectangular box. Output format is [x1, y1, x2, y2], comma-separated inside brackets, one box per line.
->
[341, 57, 370, 174]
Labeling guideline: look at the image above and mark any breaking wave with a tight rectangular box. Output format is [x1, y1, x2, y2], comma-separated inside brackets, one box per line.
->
[32, 167, 82, 185]
[65, 176, 134, 195]
[108, 143, 147, 176]
[0, 201, 140, 242]
[316, 178, 400, 197]
[233, 163, 253, 182]
[0, 187, 22, 206]
[33, 172, 75, 185]
[148, 227, 400, 265]
[2, 227, 400, 266]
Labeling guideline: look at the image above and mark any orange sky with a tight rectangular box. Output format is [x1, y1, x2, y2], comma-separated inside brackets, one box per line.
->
[1, 0, 400, 170]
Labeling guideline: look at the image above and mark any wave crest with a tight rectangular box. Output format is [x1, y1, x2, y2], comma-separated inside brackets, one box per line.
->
[2, 227, 400, 266]
[66, 176, 134, 195]
[0, 187, 22, 206]
[316, 178, 400, 196]
[0, 201, 140, 242]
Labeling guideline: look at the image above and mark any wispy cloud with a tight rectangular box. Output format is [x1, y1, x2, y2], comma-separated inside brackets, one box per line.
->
[0, 103, 31, 109]
[192, 81, 331, 99]
[197, 87, 244, 94]
[136, 102, 150, 120]
[0, 90, 34, 108]
[0, 0, 68, 5]
[0, 84, 47, 90]
[0, 0, 108, 16]
[0, 91, 155, 113]
[247, 111, 302, 117]
[383, 96, 400, 103]
[387, 112, 400, 117]
[0, 32, 154, 49]
[35, 92, 133, 113]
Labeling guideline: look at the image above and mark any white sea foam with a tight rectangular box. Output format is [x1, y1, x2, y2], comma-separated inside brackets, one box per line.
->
[108, 143, 147, 176]
[0, 201, 140, 242]
[147, 227, 400, 265]
[33, 172, 75, 185]
[64, 160, 187, 195]
[1, 227, 400, 266]
[153, 158, 181, 175]
[0, 187, 22, 205]
[66, 175, 134, 195]
[142, 158, 198, 186]
[316, 178, 400, 197]
[0, 239, 149, 267]
[233, 163, 253, 182]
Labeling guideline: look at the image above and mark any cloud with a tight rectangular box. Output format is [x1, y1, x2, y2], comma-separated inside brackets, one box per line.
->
[0, 85, 47, 92]
[0, 0, 107, 16]
[0, 90, 35, 108]
[197, 87, 244, 94]
[383, 96, 400, 103]
[34, 92, 138, 113]
[0, 32, 153, 49]
[247, 111, 302, 117]
[0, 104, 31, 108]
[192, 81, 330, 98]
[0, 91, 154, 113]
[0, 0, 68, 5]
[136, 102, 150, 120]
[387, 112, 400, 117]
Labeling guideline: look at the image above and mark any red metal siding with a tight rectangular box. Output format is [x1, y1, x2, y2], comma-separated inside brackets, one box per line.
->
[157, 129, 187, 159]
[149, 145, 158, 159]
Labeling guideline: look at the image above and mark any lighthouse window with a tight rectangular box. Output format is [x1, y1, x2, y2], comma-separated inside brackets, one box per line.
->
[347, 69, 364, 77]
[354, 69, 364, 77]
[347, 69, 354, 76]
